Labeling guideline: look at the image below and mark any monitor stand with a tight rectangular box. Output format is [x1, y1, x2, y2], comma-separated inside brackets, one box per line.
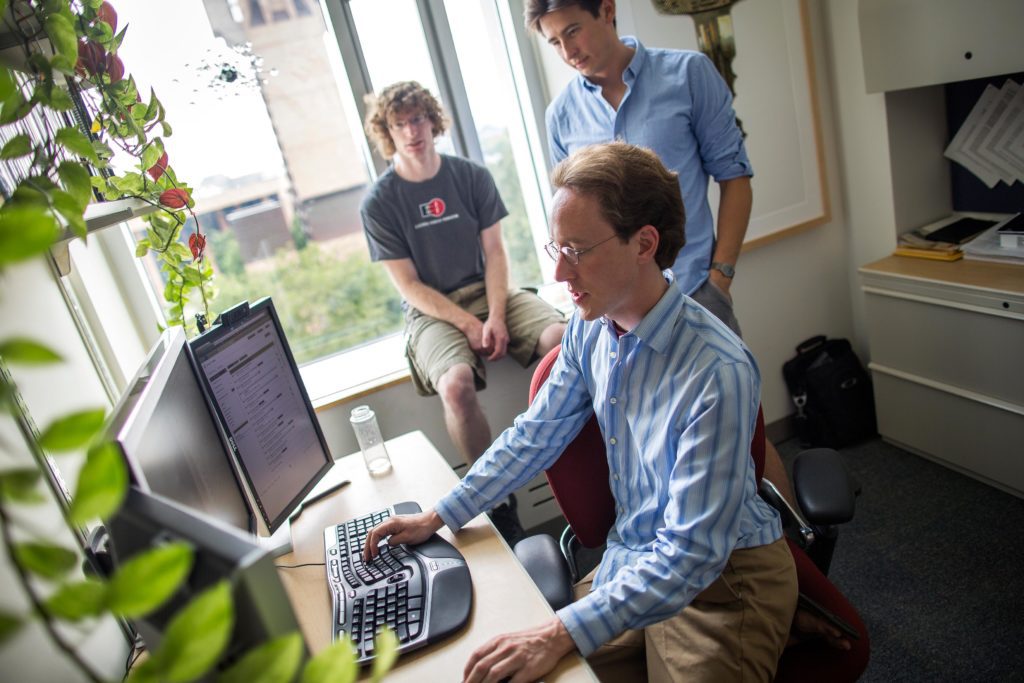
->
[253, 519, 293, 558]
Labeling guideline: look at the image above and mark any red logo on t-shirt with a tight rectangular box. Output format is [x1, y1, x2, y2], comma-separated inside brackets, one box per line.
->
[419, 198, 446, 218]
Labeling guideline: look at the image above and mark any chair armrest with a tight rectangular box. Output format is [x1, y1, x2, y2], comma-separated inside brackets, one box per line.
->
[760, 478, 816, 547]
[792, 448, 856, 526]
[513, 534, 574, 611]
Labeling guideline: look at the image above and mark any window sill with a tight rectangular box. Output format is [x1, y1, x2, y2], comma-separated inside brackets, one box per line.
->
[301, 333, 411, 411]
[300, 283, 573, 411]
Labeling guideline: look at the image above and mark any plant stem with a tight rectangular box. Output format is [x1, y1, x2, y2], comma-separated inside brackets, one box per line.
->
[0, 501, 105, 683]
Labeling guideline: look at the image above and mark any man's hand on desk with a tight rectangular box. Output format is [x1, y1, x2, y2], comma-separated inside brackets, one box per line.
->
[463, 617, 576, 683]
[363, 509, 444, 561]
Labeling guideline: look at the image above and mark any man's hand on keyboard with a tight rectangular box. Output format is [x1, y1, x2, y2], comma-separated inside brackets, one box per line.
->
[363, 509, 444, 562]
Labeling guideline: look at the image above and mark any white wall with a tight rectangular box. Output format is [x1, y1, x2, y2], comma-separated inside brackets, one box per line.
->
[528, 0, 861, 425]
[0, 260, 129, 681]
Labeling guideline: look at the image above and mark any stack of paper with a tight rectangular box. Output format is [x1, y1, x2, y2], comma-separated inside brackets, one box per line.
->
[945, 79, 1024, 188]
[894, 214, 999, 262]
[962, 214, 1024, 265]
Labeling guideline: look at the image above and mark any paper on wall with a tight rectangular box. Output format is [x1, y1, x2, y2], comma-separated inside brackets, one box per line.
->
[945, 81, 1024, 187]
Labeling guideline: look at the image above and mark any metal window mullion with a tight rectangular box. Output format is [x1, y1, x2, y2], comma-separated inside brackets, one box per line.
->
[321, 0, 387, 177]
[417, 0, 483, 164]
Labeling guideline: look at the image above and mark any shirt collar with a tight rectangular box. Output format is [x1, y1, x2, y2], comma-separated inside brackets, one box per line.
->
[580, 35, 647, 92]
[601, 271, 682, 354]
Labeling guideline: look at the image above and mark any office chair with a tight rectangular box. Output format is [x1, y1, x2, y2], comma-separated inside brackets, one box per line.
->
[514, 346, 870, 682]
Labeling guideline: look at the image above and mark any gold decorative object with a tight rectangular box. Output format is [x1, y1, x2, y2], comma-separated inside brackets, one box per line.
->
[651, 0, 745, 136]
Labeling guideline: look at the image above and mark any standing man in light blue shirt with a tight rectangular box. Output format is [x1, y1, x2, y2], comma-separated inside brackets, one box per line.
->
[528, 0, 803, 506]
[530, 0, 752, 309]
[364, 142, 797, 682]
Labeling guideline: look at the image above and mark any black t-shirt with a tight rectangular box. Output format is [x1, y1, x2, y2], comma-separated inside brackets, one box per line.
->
[360, 155, 508, 294]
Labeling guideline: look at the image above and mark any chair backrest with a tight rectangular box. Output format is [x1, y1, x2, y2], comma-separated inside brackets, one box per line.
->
[529, 346, 766, 548]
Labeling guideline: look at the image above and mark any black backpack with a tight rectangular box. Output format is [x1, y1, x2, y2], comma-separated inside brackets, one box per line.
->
[782, 336, 877, 449]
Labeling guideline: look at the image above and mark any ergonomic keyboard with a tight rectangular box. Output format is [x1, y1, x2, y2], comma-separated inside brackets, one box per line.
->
[323, 501, 472, 663]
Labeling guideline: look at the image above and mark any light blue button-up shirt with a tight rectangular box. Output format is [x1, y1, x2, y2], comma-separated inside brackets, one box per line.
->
[435, 280, 782, 656]
[546, 37, 752, 296]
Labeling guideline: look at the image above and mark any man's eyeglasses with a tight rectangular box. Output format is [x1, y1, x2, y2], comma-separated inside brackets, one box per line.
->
[543, 233, 619, 265]
[389, 114, 427, 131]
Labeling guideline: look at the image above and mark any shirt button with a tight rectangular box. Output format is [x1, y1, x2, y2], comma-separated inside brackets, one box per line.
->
[612, 473, 620, 481]
[610, 397, 617, 405]
[610, 351, 617, 359]
[609, 437, 617, 445]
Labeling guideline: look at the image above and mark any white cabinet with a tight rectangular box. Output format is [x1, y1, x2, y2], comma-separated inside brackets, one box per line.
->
[859, 256, 1024, 497]
[859, 0, 1024, 93]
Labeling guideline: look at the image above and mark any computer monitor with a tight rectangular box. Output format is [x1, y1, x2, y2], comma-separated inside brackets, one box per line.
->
[106, 486, 304, 671]
[106, 326, 252, 533]
[189, 298, 334, 538]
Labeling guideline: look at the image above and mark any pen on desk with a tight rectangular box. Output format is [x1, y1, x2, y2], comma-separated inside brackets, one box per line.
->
[288, 479, 351, 522]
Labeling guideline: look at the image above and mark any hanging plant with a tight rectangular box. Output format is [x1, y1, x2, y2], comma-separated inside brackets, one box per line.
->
[0, 1, 397, 680]
[1, 0, 210, 332]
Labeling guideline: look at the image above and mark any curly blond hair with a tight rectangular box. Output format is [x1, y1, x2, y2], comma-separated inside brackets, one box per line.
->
[363, 81, 448, 160]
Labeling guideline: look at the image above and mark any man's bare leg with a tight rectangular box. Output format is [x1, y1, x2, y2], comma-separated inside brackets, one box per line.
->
[535, 322, 567, 357]
[436, 363, 491, 466]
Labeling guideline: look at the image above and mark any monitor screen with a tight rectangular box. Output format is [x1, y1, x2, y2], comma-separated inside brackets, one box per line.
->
[106, 486, 304, 670]
[107, 327, 251, 533]
[189, 298, 333, 534]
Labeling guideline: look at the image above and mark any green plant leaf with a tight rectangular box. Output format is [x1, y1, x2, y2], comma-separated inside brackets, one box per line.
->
[135, 240, 150, 258]
[46, 86, 76, 111]
[0, 65, 14, 102]
[141, 581, 234, 683]
[38, 408, 106, 452]
[0, 338, 62, 365]
[44, 578, 107, 620]
[0, 610, 23, 646]
[52, 189, 88, 239]
[55, 126, 99, 164]
[370, 628, 398, 683]
[300, 639, 357, 683]
[70, 441, 127, 525]
[58, 162, 93, 206]
[13, 541, 78, 580]
[141, 141, 163, 171]
[44, 14, 79, 72]
[217, 632, 304, 683]
[0, 88, 31, 125]
[108, 542, 193, 618]
[0, 468, 44, 504]
[0, 204, 61, 265]
[0, 134, 32, 159]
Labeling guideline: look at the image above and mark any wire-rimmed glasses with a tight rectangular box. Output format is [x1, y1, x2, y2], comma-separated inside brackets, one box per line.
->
[543, 233, 618, 265]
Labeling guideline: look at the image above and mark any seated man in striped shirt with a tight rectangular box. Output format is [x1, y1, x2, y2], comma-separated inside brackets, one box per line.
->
[364, 142, 797, 682]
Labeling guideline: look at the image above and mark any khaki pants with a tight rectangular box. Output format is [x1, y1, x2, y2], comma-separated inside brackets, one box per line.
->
[404, 282, 564, 396]
[577, 537, 797, 683]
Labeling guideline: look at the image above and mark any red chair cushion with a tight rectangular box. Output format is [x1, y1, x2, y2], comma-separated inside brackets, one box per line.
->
[776, 538, 871, 683]
[528, 347, 615, 548]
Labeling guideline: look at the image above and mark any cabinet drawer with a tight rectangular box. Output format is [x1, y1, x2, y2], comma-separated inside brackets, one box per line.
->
[864, 290, 1024, 405]
[873, 372, 1024, 498]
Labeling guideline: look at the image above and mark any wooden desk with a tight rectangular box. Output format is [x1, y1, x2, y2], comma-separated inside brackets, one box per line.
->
[277, 430, 596, 682]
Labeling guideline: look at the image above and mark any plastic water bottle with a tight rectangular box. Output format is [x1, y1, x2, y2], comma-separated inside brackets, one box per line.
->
[350, 405, 391, 474]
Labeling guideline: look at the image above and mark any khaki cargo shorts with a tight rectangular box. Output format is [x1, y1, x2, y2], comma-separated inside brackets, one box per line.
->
[405, 281, 565, 396]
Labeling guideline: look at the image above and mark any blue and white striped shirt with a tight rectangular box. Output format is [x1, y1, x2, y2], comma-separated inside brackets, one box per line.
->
[546, 37, 752, 296]
[435, 282, 783, 656]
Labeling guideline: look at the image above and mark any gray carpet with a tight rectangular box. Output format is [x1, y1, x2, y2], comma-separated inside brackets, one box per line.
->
[777, 437, 1024, 682]
[526, 437, 1024, 681]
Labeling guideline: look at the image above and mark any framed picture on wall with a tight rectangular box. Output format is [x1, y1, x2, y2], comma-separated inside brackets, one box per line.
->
[620, 0, 830, 248]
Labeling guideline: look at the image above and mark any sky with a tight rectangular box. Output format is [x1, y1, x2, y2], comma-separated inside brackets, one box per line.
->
[109, 0, 511, 192]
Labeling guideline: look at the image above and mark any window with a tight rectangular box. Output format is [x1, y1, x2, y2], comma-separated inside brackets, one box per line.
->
[108, 0, 555, 395]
